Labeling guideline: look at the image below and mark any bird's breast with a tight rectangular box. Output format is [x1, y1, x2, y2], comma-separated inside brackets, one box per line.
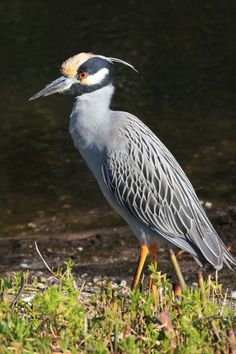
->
[69, 115, 106, 179]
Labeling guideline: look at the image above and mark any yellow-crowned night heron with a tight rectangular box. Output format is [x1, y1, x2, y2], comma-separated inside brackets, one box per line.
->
[30, 52, 235, 289]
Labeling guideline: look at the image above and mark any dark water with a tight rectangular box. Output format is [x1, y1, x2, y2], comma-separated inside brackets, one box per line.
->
[0, 1, 235, 234]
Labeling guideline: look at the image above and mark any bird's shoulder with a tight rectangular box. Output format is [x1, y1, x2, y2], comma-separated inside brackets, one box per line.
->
[108, 111, 181, 172]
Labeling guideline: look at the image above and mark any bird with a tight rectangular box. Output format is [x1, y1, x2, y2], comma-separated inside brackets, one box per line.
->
[30, 52, 236, 290]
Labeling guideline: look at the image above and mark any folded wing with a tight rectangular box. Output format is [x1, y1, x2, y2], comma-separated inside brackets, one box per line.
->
[102, 113, 236, 270]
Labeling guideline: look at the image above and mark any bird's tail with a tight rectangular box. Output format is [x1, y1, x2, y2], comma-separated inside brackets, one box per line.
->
[190, 221, 236, 271]
[221, 242, 236, 270]
[193, 239, 236, 271]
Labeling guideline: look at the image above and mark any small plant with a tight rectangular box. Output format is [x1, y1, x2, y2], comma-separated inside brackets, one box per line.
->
[0, 259, 235, 353]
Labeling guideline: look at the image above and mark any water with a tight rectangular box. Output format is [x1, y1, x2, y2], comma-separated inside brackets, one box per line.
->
[0, 1, 235, 234]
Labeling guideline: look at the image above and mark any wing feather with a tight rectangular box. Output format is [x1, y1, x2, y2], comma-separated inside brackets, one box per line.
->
[102, 113, 236, 269]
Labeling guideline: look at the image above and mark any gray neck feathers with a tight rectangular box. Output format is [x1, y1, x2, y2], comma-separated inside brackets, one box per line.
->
[69, 84, 115, 150]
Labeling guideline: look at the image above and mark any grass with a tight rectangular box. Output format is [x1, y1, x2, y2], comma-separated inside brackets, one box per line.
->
[0, 259, 236, 353]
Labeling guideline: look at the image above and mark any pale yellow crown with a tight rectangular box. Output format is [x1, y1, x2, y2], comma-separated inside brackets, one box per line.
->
[61, 52, 95, 78]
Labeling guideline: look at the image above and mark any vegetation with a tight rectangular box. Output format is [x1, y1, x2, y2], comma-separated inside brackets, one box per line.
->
[0, 259, 235, 353]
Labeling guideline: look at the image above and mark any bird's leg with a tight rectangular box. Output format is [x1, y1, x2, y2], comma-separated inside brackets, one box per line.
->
[148, 244, 158, 297]
[131, 245, 149, 290]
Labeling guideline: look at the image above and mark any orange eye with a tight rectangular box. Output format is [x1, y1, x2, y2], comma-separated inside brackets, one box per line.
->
[79, 72, 88, 79]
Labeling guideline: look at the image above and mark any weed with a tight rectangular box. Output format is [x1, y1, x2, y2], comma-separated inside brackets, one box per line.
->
[0, 262, 235, 353]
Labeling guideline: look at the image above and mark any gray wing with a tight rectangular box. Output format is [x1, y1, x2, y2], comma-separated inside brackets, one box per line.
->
[102, 113, 235, 270]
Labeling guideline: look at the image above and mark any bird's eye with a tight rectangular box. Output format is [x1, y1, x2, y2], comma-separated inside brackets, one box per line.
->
[79, 72, 88, 79]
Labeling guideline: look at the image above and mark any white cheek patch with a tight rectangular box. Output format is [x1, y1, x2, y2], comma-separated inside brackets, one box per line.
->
[83, 68, 109, 86]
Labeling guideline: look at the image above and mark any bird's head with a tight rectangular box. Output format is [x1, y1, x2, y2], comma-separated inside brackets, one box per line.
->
[29, 52, 137, 100]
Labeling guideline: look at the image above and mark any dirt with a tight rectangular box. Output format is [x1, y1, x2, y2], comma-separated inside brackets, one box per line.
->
[0, 206, 236, 290]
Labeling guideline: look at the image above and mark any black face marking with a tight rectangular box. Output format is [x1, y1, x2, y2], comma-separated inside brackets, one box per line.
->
[78, 57, 113, 75]
[67, 82, 83, 96]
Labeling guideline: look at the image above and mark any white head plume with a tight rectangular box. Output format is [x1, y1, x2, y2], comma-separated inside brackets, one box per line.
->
[96, 55, 138, 73]
[108, 57, 138, 73]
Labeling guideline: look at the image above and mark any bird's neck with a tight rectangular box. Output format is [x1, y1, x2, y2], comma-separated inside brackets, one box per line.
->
[70, 84, 115, 150]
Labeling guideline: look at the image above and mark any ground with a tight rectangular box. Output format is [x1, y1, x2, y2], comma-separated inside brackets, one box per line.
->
[1, 206, 236, 291]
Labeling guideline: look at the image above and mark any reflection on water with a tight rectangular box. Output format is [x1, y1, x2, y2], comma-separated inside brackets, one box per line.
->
[0, 1, 235, 234]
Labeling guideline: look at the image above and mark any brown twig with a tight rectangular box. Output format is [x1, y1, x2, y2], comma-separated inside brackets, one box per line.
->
[210, 319, 221, 342]
[35, 241, 60, 281]
[11, 273, 26, 308]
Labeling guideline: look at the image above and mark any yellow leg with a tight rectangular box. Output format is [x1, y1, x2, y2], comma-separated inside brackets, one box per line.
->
[131, 245, 149, 290]
[149, 244, 157, 269]
[131, 243, 158, 296]
[148, 244, 158, 298]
